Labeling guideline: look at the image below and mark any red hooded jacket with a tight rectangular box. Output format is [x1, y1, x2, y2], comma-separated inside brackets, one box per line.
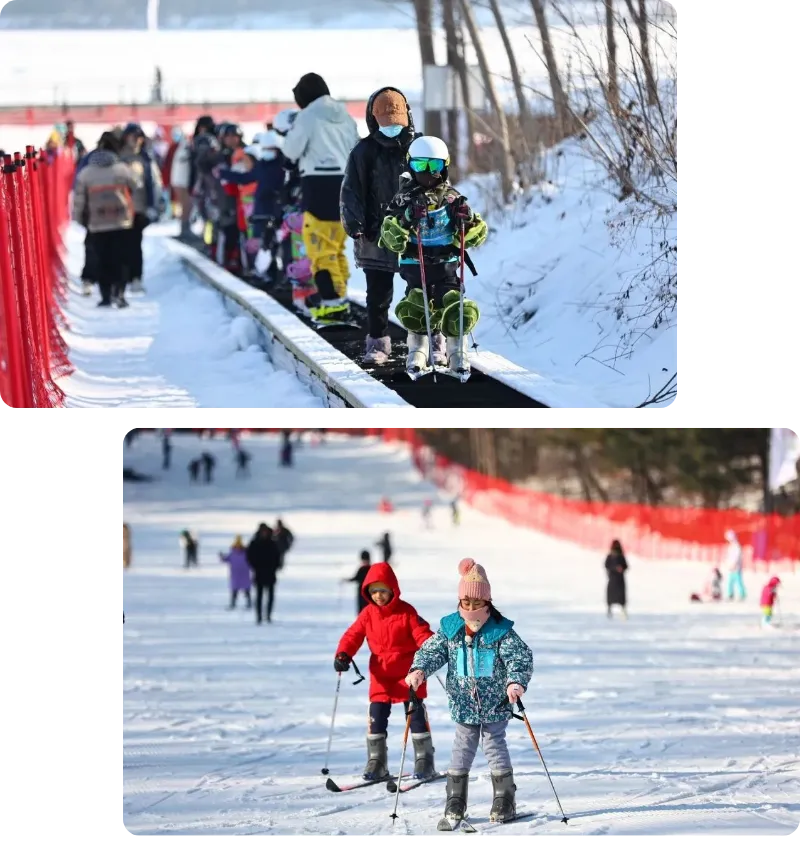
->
[337, 562, 433, 703]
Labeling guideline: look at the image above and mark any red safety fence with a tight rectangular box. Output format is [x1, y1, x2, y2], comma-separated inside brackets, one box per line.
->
[147, 429, 799, 570]
[0, 148, 74, 407]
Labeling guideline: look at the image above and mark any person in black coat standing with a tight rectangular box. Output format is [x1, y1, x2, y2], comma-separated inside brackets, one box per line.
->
[605, 539, 629, 619]
[274, 519, 294, 570]
[343, 550, 372, 614]
[376, 532, 392, 564]
[340, 87, 419, 365]
[246, 523, 281, 624]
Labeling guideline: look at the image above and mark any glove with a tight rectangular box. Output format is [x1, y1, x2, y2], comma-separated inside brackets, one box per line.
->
[378, 215, 410, 254]
[405, 670, 425, 691]
[400, 198, 428, 229]
[507, 683, 525, 704]
[334, 652, 351, 673]
[450, 197, 471, 222]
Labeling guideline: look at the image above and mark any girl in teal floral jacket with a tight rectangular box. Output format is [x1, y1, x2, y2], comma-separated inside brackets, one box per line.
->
[405, 557, 533, 824]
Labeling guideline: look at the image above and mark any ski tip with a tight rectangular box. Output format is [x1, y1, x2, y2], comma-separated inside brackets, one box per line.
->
[325, 778, 341, 793]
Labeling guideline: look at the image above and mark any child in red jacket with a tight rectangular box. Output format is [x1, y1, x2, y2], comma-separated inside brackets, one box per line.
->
[760, 576, 781, 627]
[334, 561, 437, 781]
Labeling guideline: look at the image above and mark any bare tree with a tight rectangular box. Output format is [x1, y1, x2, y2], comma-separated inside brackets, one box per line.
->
[487, 0, 530, 129]
[605, 0, 620, 114]
[624, 0, 658, 105]
[458, 0, 515, 201]
[442, 0, 461, 175]
[412, 0, 443, 138]
[529, 0, 571, 129]
[456, 13, 478, 171]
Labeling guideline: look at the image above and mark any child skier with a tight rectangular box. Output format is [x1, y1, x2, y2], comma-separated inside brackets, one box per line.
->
[760, 576, 781, 627]
[334, 561, 437, 781]
[406, 558, 533, 824]
[378, 136, 488, 377]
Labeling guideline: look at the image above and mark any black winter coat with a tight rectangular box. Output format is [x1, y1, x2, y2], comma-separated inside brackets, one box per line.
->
[246, 536, 281, 584]
[605, 552, 628, 606]
[340, 86, 420, 273]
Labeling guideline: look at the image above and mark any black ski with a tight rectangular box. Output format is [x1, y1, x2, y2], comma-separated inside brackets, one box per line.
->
[386, 772, 447, 793]
[326, 773, 410, 793]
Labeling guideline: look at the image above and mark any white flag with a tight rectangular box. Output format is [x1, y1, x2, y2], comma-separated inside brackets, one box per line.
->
[769, 428, 800, 491]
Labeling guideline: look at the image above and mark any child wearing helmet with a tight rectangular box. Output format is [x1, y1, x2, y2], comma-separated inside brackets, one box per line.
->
[379, 136, 488, 376]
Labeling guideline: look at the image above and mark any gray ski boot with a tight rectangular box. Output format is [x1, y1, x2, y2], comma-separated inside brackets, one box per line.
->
[443, 771, 469, 821]
[489, 770, 517, 822]
[411, 732, 436, 779]
[362, 733, 390, 781]
[431, 331, 447, 367]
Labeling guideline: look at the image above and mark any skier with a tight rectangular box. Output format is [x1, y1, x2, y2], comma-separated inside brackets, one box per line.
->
[246, 523, 281, 624]
[162, 431, 172, 470]
[201, 451, 216, 483]
[220, 536, 252, 609]
[723, 529, 746, 601]
[376, 532, 392, 564]
[760, 576, 781, 627]
[406, 558, 533, 824]
[280, 434, 294, 467]
[707, 567, 723, 601]
[342, 550, 372, 614]
[274, 519, 294, 571]
[334, 562, 437, 781]
[605, 539, 628, 619]
[451, 498, 460, 526]
[235, 448, 251, 477]
[180, 530, 199, 569]
[188, 458, 201, 483]
[340, 86, 419, 363]
[379, 136, 487, 377]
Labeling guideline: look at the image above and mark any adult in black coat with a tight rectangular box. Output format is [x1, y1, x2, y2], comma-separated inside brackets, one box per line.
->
[340, 87, 419, 363]
[605, 539, 628, 619]
[343, 550, 372, 614]
[376, 532, 392, 564]
[274, 519, 294, 570]
[246, 523, 281, 624]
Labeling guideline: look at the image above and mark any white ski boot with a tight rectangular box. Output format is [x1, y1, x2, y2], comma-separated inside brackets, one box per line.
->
[431, 331, 447, 367]
[406, 332, 431, 378]
[445, 335, 470, 380]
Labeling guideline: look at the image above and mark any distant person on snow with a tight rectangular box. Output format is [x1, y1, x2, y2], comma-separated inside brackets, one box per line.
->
[451, 498, 460, 526]
[723, 529, 746, 601]
[236, 448, 251, 477]
[123, 523, 132, 569]
[343, 550, 372, 614]
[274, 519, 294, 570]
[376, 532, 392, 564]
[605, 539, 628, 619]
[181, 530, 199, 569]
[220, 536, 252, 609]
[422, 499, 433, 529]
[760, 577, 781, 628]
[188, 458, 201, 482]
[162, 432, 172, 470]
[246, 523, 281, 624]
[334, 562, 436, 781]
[201, 451, 216, 483]
[281, 435, 294, 468]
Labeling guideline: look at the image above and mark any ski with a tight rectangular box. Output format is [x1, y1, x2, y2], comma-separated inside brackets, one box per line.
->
[312, 319, 362, 331]
[325, 773, 410, 793]
[437, 816, 477, 833]
[406, 367, 435, 381]
[437, 811, 537, 830]
[437, 367, 471, 383]
[386, 772, 447, 793]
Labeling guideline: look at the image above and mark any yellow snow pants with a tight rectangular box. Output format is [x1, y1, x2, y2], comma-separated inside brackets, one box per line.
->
[302, 212, 349, 299]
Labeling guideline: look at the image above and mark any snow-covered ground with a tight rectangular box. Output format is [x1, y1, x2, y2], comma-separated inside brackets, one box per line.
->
[58, 221, 322, 407]
[123, 431, 800, 835]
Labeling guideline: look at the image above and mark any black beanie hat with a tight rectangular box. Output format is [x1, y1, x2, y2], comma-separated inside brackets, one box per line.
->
[293, 73, 330, 109]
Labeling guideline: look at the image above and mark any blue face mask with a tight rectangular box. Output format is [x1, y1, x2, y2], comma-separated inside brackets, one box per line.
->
[379, 124, 404, 138]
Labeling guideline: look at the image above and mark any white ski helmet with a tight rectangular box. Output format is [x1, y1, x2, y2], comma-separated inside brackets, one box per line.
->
[255, 130, 283, 150]
[272, 109, 299, 135]
[408, 135, 450, 167]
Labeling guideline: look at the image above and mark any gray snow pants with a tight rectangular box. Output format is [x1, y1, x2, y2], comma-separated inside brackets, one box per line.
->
[449, 720, 512, 774]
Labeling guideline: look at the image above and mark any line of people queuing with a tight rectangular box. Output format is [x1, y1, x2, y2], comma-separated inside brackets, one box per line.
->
[63, 122, 167, 307]
[58, 72, 488, 373]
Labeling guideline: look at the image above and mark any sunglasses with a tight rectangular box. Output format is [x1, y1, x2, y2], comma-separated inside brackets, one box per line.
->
[409, 157, 446, 174]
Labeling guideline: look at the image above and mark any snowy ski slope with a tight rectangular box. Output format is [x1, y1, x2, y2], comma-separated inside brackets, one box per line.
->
[123, 432, 799, 835]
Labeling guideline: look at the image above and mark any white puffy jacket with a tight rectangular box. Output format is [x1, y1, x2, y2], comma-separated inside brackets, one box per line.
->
[170, 138, 192, 190]
[281, 95, 361, 178]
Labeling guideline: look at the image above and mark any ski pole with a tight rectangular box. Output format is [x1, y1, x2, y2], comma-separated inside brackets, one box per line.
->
[390, 686, 419, 823]
[415, 226, 437, 383]
[321, 672, 342, 775]
[458, 219, 466, 366]
[514, 698, 569, 824]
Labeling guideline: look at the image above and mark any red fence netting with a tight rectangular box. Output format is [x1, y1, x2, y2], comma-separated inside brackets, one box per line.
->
[157, 429, 799, 572]
[0, 148, 74, 407]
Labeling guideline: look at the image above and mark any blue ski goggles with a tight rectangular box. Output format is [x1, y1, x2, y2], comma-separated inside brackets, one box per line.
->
[409, 156, 446, 174]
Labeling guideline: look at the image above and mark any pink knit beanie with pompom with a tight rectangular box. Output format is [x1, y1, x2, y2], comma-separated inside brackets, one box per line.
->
[458, 557, 492, 601]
